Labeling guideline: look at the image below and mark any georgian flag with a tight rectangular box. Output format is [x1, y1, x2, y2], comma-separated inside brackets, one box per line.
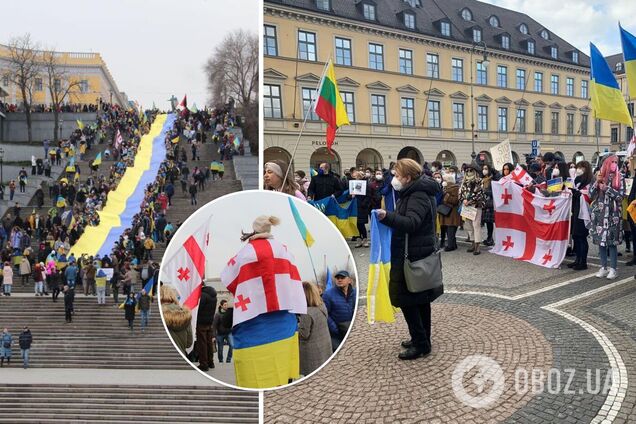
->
[508, 164, 534, 186]
[220, 238, 307, 327]
[161, 221, 210, 351]
[491, 179, 572, 268]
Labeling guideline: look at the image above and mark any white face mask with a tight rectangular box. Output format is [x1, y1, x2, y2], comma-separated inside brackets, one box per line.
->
[552, 168, 560, 177]
[365, 172, 371, 178]
[390, 169, 396, 175]
[435, 178, 442, 183]
[576, 168, 584, 176]
[375, 174, 383, 181]
[431, 166, 438, 172]
[482, 169, 488, 176]
[391, 177, 403, 191]
[442, 181, 448, 187]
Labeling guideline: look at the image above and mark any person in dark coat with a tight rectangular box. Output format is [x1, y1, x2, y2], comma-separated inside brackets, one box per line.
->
[19, 326, 32, 369]
[63, 285, 74, 323]
[439, 171, 461, 251]
[196, 285, 218, 371]
[481, 164, 495, 246]
[352, 171, 375, 248]
[377, 158, 443, 360]
[213, 300, 233, 363]
[568, 161, 593, 270]
[124, 292, 137, 333]
[307, 163, 343, 201]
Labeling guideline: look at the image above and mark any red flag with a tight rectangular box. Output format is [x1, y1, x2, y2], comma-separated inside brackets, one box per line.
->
[162, 221, 209, 351]
[220, 238, 307, 326]
[179, 94, 187, 109]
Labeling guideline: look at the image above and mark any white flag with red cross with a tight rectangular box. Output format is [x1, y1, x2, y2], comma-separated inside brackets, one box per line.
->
[507, 164, 534, 186]
[114, 129, 123, 150]
[491, 179, 571, 268]
[161, 221, 210, 351]
[220, 238, 307, 327]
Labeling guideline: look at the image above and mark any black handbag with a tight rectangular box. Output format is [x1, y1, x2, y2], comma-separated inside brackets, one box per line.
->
[404, 196, 443, 293]
[437, 203, 452, 216]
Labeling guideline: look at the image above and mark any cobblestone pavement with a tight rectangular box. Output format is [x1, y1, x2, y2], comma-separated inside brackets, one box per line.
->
[265, 229, 636, 423]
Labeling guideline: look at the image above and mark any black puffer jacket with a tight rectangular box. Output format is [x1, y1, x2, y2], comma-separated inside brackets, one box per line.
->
[197, 286, 218, 326]
[381, 176, 444, 307]
[307, 173, 343, 201]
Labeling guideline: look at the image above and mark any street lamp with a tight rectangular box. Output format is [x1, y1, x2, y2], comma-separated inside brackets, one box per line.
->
[470, 41, 489, 162]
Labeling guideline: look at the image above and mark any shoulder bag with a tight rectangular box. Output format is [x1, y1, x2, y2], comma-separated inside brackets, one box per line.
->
[404, 195, 443, 293]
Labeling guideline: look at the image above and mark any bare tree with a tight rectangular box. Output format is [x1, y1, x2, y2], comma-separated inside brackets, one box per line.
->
[42, 49, 82, 142]
[7, 34, 41, 143]
[204, 30, 259, 152]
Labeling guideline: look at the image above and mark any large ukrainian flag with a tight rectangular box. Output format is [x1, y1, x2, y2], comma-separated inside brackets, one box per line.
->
[590, 42, 633, 126]
[367, 210, 397, 324]
[232, 311, 300, 389]
[620, 25, 636, 100]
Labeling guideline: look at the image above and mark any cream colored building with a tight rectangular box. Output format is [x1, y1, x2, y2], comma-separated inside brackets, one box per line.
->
[0, 43, 128, 108]
[264, 0, 612, 174]
[605, 53, 635, 151]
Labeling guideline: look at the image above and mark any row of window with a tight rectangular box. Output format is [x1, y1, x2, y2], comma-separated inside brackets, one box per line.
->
[1, 75, 89, 93]
[265, 28, 587, 98]
[263, 84, 600, 136]
[265, 25, 578, 66]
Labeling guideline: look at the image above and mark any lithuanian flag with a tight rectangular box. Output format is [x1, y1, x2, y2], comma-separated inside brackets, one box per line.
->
[314, 59, 350, 152]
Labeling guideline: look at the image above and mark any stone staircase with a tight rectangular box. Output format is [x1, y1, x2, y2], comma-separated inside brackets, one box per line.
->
[0, 385, 258, 423]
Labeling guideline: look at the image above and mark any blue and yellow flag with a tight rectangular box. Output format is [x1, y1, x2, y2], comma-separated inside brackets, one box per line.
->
[310, 168, 318, 177]
[325, 267, 333, 291]
[367, 211, 397, 324]
[56, 196, 66, 208]
[288, 197, 314, 247]
[547, 177, 563, 193]
[590, 42, 633, 126]
[93, 152, 102, 166]
[309, 194, 359, 239]
[232, 311, 300, 388]
[620, 25, 636, 101]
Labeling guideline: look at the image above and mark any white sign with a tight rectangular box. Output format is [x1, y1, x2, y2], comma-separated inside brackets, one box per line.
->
[490, 139, 513, 171]
[349, 180, 367, 196]
[626, 178, 633, 195]
[460, 205, 478, 221]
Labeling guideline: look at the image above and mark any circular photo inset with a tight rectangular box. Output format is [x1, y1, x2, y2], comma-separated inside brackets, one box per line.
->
[158, 190, 358, 390]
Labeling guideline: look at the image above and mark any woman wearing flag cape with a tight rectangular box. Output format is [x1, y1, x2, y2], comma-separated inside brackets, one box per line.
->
[220, 215, 307, 389]
[376, 159, 443, 360]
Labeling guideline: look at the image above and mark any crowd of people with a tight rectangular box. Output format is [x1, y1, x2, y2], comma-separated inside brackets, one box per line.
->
[0, 100, 102, 114]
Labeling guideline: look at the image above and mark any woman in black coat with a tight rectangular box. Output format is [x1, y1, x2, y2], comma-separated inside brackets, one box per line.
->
[568, 161, 593, 270]
[352, 171, 376, 248]
[377, 158, 443, 360]
[124, 292, 137, 333]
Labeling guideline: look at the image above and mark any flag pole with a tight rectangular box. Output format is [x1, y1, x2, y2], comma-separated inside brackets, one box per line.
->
[281, 58, 332, 191]
[305, 243, 319, 285]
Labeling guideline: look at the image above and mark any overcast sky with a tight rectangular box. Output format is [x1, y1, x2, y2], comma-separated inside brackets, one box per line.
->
[483, 0, 636, 56]
[0, 0, 259, 109]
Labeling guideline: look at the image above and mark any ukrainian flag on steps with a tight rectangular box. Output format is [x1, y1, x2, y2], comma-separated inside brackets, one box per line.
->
[232, 311, 300, 389]
[620, 25, 636, 102]
[367, 210, 397, 324]
[590, 42, 633, 126]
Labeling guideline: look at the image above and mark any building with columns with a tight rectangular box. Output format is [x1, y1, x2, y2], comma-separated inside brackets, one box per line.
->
[0, 43, 128, 109]
[264, 0, 613, 174]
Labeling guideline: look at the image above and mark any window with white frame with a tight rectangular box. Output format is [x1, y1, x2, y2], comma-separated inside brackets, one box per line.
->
[478, 105, 488, 130]
[461, 8, 472, 21]
[551, 74, 559, 95]
[363, 3, 376, 20]
[477, 61, 487, 85]
[404, 13, 415, 29]
[451, 58, 463, 82]
[527, 40, 535, 54]
[340, 91, 355, 122]
[566, 113, 574, 135]
[428, 100, 440, 128]
[35, 78, 43, 91]
[497, 65, 507, 88]
[369, 43, 384, 70]
[501, 35, 510, 49]
[534, 72, 543, 92]
[399, 49, 413, 75]
[371, 94, 386, 124]
[535, 110, 543, 134]
[316, 0, 330, 11]
[566, 77, 574, 96]
[551, 112, 559, 134]
[335, 37, 352, 66]
[519, 23, 528, 34]
[298, 31, 317, 61]
[302, 88, 318, 120]
[264, 25, 278, 56]
[489, 16, 499, 27]
[427, 53, 439, 78]
[516, 69, 526, 90]
[581, 114, 588, 135]
[473, 28, 482, 43]
[263, 84, 282, 118]
[551, 46, 558, 59]
[516, 109, 526, 132]
[572, 51, 579, 64]
[401, 97, 415, 126]
[452, 103, 465, 129]
[498, 107, 508, 131]
[581, 80, 588, 99]
[540, 29, 549, 40]
[441, 21, 451, 36]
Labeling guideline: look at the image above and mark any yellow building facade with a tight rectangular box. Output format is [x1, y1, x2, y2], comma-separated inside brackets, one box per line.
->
[264, 0, 612, 174]
[0, 44, 128, 108]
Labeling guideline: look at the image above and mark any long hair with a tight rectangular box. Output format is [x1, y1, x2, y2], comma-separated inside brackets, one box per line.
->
[575, 161, 593, 187]
[600, 155, 621, 190]
[302, 281, 323, 307]
[263, 159, 300, 196]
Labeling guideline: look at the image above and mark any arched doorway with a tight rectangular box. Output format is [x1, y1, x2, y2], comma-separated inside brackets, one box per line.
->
[511, 151, 520, 165]
[554, 151, 566, 162]
[356, 148, 383, 170]
[573, 151, 585, 164]
[310, 147, 342, 176]
[397, 146, 423, 164]
[264, 146, 292, 166]
[477, 150, 492, 166]
[436, 150, 456, 167]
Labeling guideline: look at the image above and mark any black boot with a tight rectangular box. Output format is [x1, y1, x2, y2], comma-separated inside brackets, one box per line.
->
[473, 243, 481, 255]
[398, 342, 431, 360]
[467, 243, 475, 253]
[401, 340, 412, 349]
[567, 259, 580, 268]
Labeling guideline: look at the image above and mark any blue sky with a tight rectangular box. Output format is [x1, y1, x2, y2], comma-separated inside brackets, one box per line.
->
[483, 0, 636, 56]
[0, 0, 259, 109]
